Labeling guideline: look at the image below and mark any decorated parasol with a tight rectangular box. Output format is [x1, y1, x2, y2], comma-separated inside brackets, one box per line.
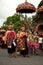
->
[16, 0, 36, 31]
[37, 6, 43, 14]
[16, 0, 36, 13]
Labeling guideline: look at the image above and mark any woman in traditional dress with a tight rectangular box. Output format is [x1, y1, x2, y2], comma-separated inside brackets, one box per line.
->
[19, 26, 29, 57]
[5, 23, 17, 57]
[27, 32, 34, 54]
[33, 32, 39, 55]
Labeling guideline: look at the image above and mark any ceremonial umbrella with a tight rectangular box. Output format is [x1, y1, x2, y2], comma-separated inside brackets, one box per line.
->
[16, 0, 36, 13]
[16, 0, 36, 31]
[37, 6, 43, 14]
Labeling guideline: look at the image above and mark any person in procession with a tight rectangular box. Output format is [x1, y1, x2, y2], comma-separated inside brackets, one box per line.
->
[27, 31, 34, 55]
[0, 34, 3, 49]
[18, 26, 29, 57]
[33, 32, 39, 55]
[5, 23, 17, 57]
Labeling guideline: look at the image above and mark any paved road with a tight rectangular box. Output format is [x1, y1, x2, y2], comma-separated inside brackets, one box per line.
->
[0, 49, 43, 65]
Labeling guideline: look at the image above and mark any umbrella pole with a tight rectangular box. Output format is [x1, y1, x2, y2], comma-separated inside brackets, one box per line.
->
[25, 0, 27, 2]
[24, 14, 30, 32]
[24, 13, 27, 30]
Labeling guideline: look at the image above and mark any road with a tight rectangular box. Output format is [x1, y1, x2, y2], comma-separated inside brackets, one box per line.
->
[0, 49, 43, 65]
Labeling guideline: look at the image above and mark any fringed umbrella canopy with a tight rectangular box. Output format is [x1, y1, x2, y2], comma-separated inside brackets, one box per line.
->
[0, 30, 6, 33]
[37, 6, 43, 14]
[16, 2, 36, 13]
[0, 30, 6, 34]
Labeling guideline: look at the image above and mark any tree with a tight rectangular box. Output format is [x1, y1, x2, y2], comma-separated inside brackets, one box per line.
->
[1, 13, 32, 33]
[38, 0, 43, 8]
[1, 13, 24, 32]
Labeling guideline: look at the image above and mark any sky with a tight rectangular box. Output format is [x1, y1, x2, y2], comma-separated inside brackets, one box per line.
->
[0, 0, 41, 27]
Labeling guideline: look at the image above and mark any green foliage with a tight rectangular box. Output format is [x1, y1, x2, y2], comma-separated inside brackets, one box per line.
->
[38, 0, 43, 8]
[1, 13, 24, 32]
[1, 13, 32, 33]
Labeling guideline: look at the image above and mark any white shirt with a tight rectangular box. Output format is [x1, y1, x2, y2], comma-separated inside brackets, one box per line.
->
[38, 37, 42, 43]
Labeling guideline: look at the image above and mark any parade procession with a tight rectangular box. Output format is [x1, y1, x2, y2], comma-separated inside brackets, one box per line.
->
[0, 0, 43, 65]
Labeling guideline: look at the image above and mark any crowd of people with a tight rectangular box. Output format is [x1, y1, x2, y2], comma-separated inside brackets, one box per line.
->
[0, 23, 43, 58]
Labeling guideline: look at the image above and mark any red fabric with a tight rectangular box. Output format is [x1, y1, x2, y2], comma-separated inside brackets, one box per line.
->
[10, 31, 15, 39]
[7, 31, 15, 43]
